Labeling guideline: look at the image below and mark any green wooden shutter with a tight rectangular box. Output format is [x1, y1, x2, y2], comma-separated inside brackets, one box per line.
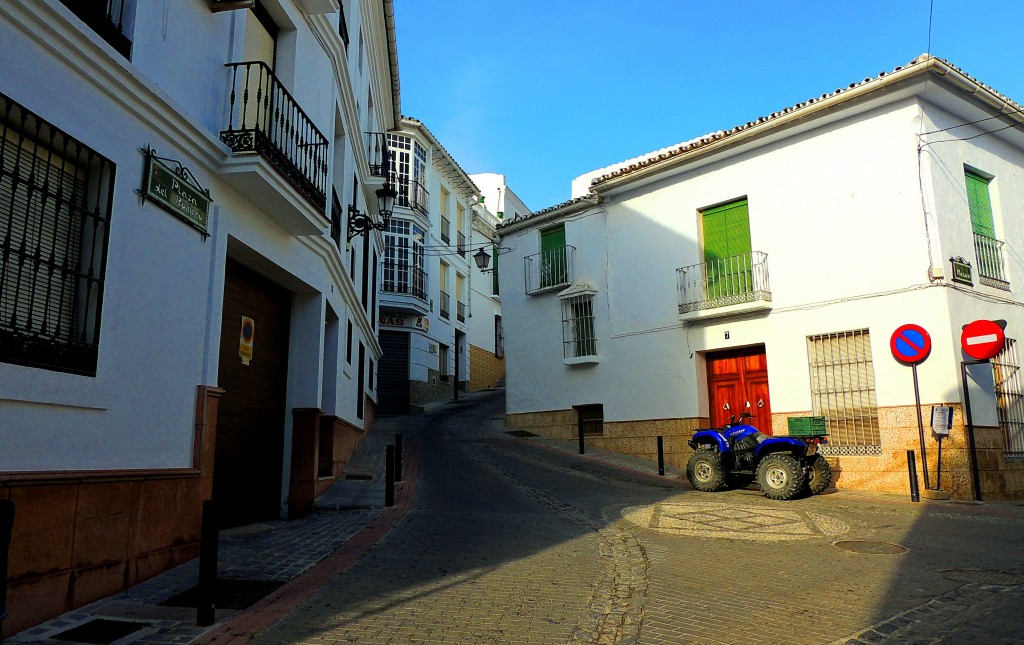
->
[702, 200, 751, 298]
[965, 171, 995, 238]
[540, 225, 566, 287]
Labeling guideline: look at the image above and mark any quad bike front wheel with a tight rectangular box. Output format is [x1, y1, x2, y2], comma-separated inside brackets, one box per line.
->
[755, 453, 806, 500]
[687, 449, 727, 492]
[805, 454, 833, 495]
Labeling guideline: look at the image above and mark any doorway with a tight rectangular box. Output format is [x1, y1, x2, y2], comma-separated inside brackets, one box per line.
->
[706, 345, 772, 434]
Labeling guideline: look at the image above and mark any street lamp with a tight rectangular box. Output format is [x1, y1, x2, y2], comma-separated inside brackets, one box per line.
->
[347, 184, 398, 241]
[473, 246, 491, 271]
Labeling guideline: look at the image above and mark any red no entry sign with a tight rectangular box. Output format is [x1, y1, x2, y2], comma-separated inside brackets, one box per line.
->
[961, 319, 1005, 360]
[891, 324, 932, 364]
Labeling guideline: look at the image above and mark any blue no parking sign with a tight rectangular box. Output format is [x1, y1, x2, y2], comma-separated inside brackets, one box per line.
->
[890, 324, 932, 364]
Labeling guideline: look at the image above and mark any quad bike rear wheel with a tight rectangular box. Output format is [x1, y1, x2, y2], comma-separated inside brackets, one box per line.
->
[805, 454, 833, 495]
[755, 453, 806, 500]
[687, 449, 727, 492]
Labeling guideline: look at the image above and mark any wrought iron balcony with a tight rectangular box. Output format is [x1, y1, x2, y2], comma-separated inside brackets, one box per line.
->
[441, 217, 450, 244]
[457, 301, 466, 323]
[525, 245, 575, 294]
[458, 232, 466, 257]
[677, 251, 771, 314]
[440, 291, 450, 319]
[59, 0, 132, 59]
[221, 61, 328, 211]
[366, 132, 389, 178]
[394, 178, 428, 215]
[381, 261, 427, 301]
[974, 233, 1010, 290]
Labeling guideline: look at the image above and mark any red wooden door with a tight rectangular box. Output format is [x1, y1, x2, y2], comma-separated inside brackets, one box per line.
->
[707, 346, 773, 434]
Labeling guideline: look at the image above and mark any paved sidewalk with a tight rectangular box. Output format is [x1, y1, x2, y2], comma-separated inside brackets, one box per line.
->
[7, 415, 418, 645]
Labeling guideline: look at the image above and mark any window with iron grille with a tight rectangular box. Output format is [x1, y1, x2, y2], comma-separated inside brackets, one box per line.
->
[807, 329, 881, 453]
[560, 294, 596, 359]
[1, 93, 114, 376]
[495, 315, 504, 359]
[993, 338, 1024, 458]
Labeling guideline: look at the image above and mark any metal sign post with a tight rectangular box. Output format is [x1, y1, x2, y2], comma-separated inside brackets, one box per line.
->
[890, 324, 933, 491]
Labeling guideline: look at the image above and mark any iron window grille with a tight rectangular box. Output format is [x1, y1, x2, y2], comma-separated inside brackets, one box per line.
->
[993, 338, 1024, 458]
[495, 315, 504, 359]
[439, 290, 450, 319]
[807, 329, 882, 453]
[456, 300, 465, 323]
[0, 92, 114, 376]
[440, 215, 450, 244]
[457, 231, 466, 257]
[561, 293, 596, 359]
[59, 0, 133, 59]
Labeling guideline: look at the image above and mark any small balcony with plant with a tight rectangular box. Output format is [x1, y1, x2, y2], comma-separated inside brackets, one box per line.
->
[676, 251, 772, 321]
[525, 245, 575, 295]
[219, 61, 328, 235]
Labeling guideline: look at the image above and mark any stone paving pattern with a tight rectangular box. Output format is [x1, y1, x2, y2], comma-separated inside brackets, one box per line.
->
[9, 387, 1024, 644]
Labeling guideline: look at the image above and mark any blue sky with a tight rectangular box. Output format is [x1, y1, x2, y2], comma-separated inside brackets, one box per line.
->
[393, 1, 1024, 212]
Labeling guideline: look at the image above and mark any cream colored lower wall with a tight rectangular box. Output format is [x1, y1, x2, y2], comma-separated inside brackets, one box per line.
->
[506, 404, 1024, 501]
[469, 345, 505, 391]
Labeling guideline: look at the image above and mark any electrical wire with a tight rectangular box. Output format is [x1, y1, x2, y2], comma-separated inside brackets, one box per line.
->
[920, 121, 1022, 149]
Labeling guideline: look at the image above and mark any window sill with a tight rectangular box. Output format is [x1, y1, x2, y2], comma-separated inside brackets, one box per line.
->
[564, 356, 600, 366]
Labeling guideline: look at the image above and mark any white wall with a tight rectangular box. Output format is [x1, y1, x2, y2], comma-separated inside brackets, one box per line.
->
[500, 89, 1024, 426]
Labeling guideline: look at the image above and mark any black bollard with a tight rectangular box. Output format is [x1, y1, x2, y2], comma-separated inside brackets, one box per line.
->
[657, 436, 665, 476]
[907, 450, 921, 503]
[197, 500, 218, 626]
[1, 499, 14, 632]
[385, 445, 395, 508]
[395, 434, 403, 483]
[578, 423, 585, 455]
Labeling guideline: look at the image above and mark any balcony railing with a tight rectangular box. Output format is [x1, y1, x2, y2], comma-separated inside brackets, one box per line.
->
[458, 232, 466, 257]
[525, 245, 575, 294]
[441, 217, 450, 244]
[975, 233, 1010, 290]
[457, 301, 466, 323]
[221, 61, 328, 211]
[394, 178, 429, 215]
[677, 251, 771, 313]
[440, 291, 450, 319]
[366, 132, 389, 178]
[381, 261, 427, 301]
[60, 0, 132, 59]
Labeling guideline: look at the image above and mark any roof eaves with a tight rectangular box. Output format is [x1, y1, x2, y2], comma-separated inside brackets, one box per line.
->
[589, 54, 1023, 193]
[496, 194, 602, 235]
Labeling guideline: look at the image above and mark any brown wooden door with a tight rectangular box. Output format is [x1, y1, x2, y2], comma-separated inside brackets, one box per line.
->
[707, 346, 772, 434]
[215, 260, 291, 527]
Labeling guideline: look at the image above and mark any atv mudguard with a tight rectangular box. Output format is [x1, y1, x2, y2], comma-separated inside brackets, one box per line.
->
[688, 429, 729, 453]
[753, 436, 810, 459]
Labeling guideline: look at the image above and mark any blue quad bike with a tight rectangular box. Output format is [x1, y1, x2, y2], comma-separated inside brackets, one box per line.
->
[686, 404, 832, 500]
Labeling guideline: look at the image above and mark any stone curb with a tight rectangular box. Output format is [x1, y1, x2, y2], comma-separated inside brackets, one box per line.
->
[190, 437, 420, 645]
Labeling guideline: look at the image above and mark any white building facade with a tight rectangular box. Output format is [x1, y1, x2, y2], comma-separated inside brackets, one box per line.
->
[376, 118, 505, 413]
[0, 0, 398, 632]
[498, 55, 1024, 501]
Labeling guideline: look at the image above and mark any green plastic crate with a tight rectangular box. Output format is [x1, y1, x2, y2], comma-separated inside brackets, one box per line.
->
[787, 416, 827, 436]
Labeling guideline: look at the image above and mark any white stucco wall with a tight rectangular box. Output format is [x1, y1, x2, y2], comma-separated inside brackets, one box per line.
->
[499, 86, 1024, 426]
[0, 0, 391, 472]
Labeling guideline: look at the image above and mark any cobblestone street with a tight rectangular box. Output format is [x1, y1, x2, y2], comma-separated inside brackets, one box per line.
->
[253, 389, 1024, 644]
